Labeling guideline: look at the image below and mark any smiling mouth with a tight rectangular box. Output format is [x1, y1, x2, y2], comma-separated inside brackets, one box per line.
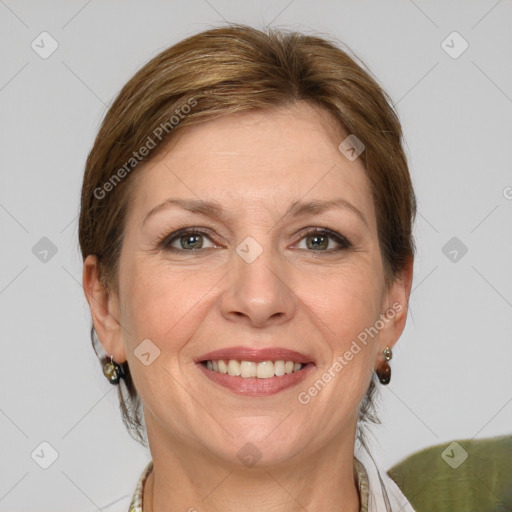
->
[201, 359, 306, 378]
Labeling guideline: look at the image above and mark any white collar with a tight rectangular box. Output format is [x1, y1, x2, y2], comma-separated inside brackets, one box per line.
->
[355, 446, 416, 512]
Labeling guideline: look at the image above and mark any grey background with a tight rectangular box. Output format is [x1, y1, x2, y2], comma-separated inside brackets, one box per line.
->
[1, 0, 511, 510]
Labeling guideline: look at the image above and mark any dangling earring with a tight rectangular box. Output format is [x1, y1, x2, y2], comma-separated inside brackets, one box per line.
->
[103, 355, 123, 384]
[376, 346, 392, 385]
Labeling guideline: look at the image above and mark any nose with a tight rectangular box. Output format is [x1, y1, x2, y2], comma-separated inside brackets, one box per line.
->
[220, 242, 297, 329]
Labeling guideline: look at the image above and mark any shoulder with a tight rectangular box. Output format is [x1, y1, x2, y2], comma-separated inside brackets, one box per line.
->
[386, 435, 512, 512]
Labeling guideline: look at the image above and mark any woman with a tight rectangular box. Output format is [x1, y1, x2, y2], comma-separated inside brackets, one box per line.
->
[81, 24, 416, 512]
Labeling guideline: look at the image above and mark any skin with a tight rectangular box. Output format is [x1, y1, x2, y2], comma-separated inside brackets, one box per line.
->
[83, 102, 413, 512]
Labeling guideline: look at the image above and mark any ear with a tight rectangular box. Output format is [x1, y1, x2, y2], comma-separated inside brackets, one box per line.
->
[82, 255, 127, 364]
[377, 254, 414, 355]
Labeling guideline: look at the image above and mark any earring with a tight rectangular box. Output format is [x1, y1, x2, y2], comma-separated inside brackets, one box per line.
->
[376, 346, 392, 385]
[103, 355, 123, 384]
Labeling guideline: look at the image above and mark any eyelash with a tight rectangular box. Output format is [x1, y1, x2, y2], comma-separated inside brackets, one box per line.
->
[157, 226, 352, 254]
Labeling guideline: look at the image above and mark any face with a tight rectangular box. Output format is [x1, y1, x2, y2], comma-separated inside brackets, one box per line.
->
[86, 102, 410, 467]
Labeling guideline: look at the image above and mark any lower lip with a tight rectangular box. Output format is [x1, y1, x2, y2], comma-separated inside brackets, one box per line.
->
[196, 362, 315, 397]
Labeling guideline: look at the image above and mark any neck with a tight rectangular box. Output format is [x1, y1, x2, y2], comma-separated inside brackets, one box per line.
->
[142, 420, 360, 512]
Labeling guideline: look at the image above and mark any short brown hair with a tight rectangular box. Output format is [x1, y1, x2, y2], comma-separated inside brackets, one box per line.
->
[79, 24, 416, 446]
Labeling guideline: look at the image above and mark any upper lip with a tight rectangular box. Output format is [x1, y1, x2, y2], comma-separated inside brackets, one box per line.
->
[195, 347, 315, 364]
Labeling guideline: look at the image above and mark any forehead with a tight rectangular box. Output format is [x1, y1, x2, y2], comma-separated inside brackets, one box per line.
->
[126, 103, 376, 228]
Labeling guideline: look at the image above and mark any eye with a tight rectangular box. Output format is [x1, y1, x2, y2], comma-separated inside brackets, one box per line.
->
[158, 226, 352, 253]
[160, 228, 217, 251]
[295, 228, 352, 252]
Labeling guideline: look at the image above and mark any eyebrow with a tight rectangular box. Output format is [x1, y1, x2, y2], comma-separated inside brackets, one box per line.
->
[142, 197, 369, 228]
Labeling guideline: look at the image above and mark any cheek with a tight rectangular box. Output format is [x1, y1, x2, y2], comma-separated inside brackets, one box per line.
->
[298, 265, 383, 398]
[304, 273, 380, 406]
[118, 261, 208, 407]
[305, 265, 383, 333]
[119, 257, 220, 349]
[121, 252, 384, 345]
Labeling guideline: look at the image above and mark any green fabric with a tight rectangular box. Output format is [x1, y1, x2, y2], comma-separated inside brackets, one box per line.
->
[387, 435, 512, 511]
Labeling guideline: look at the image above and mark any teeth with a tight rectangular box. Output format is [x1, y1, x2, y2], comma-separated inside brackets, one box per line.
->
[240, 361, 257, 378]
[274, 360, 285, 376]
[205, 359, 304, 378]
[227, 360, 241, 376]
[218, 360, 228, 374]
[256, 361, 274, 379]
